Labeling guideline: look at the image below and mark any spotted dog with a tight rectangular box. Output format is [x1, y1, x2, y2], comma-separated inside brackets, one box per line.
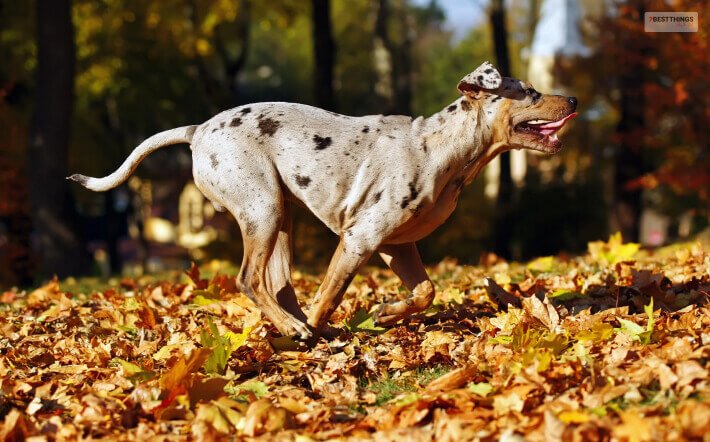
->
[69, 62, 577, 340]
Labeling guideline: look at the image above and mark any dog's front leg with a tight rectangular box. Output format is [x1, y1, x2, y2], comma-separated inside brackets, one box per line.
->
[307, 236, 375, 331]
[373, 242, 435, 325]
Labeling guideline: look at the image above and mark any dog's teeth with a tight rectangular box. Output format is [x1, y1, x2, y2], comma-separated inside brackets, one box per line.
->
[527, 119, 552, 125]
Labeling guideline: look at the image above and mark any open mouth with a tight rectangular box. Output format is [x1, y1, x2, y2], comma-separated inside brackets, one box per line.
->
[515, 112, 578, 148]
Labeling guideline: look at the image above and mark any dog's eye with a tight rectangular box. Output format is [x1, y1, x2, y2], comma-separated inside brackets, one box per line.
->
[526, 88, 542, 102]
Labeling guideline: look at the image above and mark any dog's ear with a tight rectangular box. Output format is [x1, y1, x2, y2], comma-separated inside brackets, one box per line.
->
[457, 62, 502, 97]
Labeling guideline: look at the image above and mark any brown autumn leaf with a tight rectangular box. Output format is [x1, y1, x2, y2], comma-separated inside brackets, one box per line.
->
[426, 365, 478, 392]
[159, 348, 212, 392]
[485, 277, 522, 310]
[522, 295, 560, 332]
[0, 409, 35, 441]
[242, 399, 294, 437]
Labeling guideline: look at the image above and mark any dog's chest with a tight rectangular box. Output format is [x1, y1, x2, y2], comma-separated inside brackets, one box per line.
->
[385, 175, 464, 244]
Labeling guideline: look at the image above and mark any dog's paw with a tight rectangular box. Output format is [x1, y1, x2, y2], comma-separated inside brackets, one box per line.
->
[372, 305, 400, 326]
[288, 321, 314, 341]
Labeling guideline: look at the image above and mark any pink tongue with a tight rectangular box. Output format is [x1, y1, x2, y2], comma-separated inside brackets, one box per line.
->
[535, 112, 578, 135]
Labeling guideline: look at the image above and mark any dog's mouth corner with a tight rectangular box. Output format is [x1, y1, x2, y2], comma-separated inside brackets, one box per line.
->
[514, 111, 578, 151]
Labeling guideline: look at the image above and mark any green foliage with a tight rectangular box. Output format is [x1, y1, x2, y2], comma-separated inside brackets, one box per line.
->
[345, 308, 387, 334]
[361, 366, 450, 405]
[588, 233, 641, 266]
[468, 382, 494, 397]
[226, 380, 269, 401]
[191, 284, 223, 306]
[110, 358, 156, 384]
[200, 318, 249, 374]
[616, 299, 655, 345]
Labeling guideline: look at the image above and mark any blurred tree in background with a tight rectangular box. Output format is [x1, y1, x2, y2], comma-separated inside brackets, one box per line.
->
[0, 0, 707, 286]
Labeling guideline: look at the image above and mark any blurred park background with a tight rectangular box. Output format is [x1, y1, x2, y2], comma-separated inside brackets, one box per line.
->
[0, 0, 707, 287]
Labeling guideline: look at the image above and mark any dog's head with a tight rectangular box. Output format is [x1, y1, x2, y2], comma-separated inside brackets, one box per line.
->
[458, 62, 577, 153]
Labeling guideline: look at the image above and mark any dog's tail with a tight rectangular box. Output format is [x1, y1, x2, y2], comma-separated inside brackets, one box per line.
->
[67, 125, 198, 192]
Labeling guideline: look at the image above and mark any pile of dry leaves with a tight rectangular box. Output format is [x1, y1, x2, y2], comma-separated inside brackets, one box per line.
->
[1, 234, 708, 441]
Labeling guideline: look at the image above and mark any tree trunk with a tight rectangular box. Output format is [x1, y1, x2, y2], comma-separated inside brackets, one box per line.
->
[28, 0, 89, 278]
[189, 0, 251, 110]
[373, 0, 394, 111]
[311, 0, 336, 111]
[612, 1, 646, 242]
[392, 1, 413, 115]
[489, 0, 514, 258]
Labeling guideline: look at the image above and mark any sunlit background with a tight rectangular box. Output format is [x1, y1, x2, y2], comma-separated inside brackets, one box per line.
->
[0, 0, 707, 286]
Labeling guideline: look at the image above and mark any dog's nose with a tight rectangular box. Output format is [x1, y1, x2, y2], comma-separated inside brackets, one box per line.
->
[568, 97, 578, 108]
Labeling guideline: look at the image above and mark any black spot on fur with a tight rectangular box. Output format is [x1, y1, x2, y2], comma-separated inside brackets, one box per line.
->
[220, 122, 225, 128]
[387, 135, 395, 139]
[477, 75, 484, 82]
[460, 100, 472, 111]
[240, 107, 251, 115]
[421, 141, 428, 152]
[257, 116, 281, 136]
[447, 104, 457, 113]
[400, 180, 420, 209]
[245, 221, 257, 237]
[354, 140, 359, 145]
[362, 126, 369, 133]
[484, 68, 494, 74]
[210, 153, 219, 169]
[294, 174, 311, 188]
[492, 96, 503, 102]
[313, 134, 332, 150]
[230, 117, 242, 127]
[373, 191, 382, 203]
[211, 128, 218, 133]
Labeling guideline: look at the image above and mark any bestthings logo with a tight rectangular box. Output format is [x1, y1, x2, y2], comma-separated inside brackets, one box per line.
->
[645, 12, 699, 32]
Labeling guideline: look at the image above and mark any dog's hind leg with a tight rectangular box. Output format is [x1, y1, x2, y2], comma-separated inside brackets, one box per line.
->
[372, 242, 435, 325]
[231, 199, 312, 340]
[263, 202, 308, 324]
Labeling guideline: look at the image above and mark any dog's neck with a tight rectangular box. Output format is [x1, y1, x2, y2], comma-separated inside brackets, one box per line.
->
[418, 96, 496, 179]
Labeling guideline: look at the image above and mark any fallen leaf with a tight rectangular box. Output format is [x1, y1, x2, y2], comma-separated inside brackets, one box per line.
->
[160, 348, 212, 392]
[345, 308, 386, 334]
[426, 365, 477, 392]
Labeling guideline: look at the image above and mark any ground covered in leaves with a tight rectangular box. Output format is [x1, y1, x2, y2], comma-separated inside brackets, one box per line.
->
[1, 234, 709, 441]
